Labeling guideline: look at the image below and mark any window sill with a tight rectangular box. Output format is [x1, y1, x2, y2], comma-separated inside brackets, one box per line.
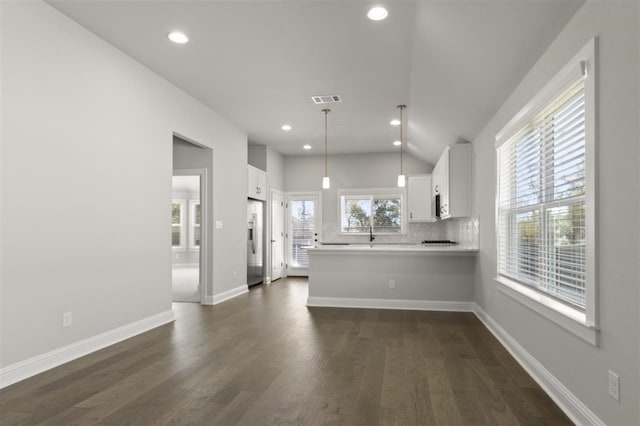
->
[495, 276, 599, 346]
[338, 232, 408, 236]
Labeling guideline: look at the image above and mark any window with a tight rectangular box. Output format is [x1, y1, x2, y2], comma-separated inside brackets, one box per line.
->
[495, 39, 596, 343]
[171, 200, 186, 249]
[339, 189, 404, 234]
[189, 200, 201, 249]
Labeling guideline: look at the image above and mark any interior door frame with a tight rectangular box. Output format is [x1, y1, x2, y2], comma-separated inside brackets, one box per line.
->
[173, 168, 207, 304]
[270, 189, 285, 281]
[285, 191, 322, 277]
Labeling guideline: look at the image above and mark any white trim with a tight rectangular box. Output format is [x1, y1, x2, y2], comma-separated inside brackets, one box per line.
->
[270, 188, 285, 282]
[496, 277, 598, 346]
[473, 304, 604, 426]
[285, 192, 322, 277]
[306, 296, 473, 312]
[496, 38, 596, 146]
[0, 310, 175, 389]
[494, 37, 598, 332]
[174, 168, 208, 305]
[208, 285, 248, 305]
[337, 187, 407, 236]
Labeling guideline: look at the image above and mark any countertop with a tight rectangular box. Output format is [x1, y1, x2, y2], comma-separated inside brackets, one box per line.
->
[306, 243, 478, 256]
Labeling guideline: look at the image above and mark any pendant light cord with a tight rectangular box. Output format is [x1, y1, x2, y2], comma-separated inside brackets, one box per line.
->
[323, 108, 330, 177]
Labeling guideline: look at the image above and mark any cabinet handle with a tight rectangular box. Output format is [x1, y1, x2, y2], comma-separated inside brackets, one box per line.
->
[410, 212, 413, 219]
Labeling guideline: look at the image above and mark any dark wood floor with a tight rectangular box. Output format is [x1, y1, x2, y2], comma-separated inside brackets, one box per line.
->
[0, 277, 571, 425]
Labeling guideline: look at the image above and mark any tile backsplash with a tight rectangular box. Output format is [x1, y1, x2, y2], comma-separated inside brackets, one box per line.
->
[321, 217, 478, 247]
[445, 217, 479, 248]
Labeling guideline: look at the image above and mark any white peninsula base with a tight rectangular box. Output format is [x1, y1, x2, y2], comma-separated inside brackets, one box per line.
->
[307, 244, 477, 312]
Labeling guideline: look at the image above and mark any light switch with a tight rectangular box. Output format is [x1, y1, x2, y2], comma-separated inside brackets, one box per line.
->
[216, 220, 223, 229]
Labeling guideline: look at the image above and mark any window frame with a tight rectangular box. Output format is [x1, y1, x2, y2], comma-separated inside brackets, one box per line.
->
[188, 200, 201, 250]
[171, 199, 186, 251]
[494, 38, 598, 345]
[337, 188, 406, 235]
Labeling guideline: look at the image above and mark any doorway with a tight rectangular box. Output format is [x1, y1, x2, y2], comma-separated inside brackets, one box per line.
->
[172, 170, 207, 303]
[271, 190, 285, 281]
[286, 193, 321, 276]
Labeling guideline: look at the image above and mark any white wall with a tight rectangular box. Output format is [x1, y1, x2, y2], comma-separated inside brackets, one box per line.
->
[473, 1, 639, 424]
[284, 152, 441, 242]
[248, 143, 267, 172]
[1, 1, 247, 368]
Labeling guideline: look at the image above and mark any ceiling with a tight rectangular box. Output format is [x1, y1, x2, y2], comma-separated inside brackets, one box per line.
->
[48, 0, 584, 165]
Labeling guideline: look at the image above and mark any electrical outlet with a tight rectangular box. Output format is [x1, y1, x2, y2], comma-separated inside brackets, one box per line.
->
[608, 370, 620, 402]
[388, 279, 395, 289]
[62, 311, 72, 327]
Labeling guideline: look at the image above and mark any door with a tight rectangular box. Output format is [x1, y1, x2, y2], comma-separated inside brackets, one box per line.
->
[286, 193, 320, 276]
[271, 190, 285, 281]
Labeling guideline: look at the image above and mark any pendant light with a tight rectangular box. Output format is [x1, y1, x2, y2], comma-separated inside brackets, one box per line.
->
[322, 108, 331, 189]
[397, 104, 406, 187]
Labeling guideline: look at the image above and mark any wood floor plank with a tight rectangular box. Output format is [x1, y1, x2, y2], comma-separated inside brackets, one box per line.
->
[0, 277, 572, 426]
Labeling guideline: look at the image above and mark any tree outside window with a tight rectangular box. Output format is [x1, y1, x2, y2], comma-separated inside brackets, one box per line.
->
[340, 193, 403, 234]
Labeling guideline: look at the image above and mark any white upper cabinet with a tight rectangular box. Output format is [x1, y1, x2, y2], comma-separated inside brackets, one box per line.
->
[432, 144, 472, 220]
[248, 165, 267, 200]
[407, 175, 433, 222]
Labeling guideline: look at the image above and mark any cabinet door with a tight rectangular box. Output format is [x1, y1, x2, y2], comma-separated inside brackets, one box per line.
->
[439, 147, 451, 219]
[256, 169, 267, 201]
[408, 175, 432, 222]
[432, 162, 441, 220]
[247, 166, 257, 199]
[248, 165, 267, 200]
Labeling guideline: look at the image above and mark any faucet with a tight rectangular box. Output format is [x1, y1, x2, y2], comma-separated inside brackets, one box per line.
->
[369, 225, 375, 242]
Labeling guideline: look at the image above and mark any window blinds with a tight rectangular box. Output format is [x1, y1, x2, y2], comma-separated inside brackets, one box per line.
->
[497, 76, 587, 310]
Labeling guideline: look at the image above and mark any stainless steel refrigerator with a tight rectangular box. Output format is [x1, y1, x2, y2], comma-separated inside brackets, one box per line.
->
[247, 199, 264, 286]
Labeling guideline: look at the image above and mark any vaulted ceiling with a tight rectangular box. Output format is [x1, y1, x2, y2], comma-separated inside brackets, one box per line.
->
[48, 0, 584, 165]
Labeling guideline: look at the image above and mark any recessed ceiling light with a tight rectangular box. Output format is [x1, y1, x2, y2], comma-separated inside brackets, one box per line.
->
[393, 140, 401, 146]
[303, 144, 312, 150]
[390, 119, 401, 126]
[167, 32, 189, 44]
[367, 6, 388, 21]
[281, 124, 292, 131]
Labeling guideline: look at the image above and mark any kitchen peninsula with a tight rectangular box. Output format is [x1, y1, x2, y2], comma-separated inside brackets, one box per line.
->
[306, 243, 478, 311]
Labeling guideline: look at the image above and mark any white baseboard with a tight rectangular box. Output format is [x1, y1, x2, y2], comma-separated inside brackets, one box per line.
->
[209, 285, 248, 305]
[307, 296, 473, 312]
[473, 304, 604, 426]
[0, 310, 175, 389]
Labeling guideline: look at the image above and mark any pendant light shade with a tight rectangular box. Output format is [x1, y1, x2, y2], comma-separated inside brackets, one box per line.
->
[322, 108, 331, 189]
[397, 104, 406, 187]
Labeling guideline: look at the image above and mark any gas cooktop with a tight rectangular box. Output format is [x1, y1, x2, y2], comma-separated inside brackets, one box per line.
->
[421, 240, 457, 245]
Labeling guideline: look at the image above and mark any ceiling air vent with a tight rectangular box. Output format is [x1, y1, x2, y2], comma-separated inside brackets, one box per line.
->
[312, 95, 342, 104]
